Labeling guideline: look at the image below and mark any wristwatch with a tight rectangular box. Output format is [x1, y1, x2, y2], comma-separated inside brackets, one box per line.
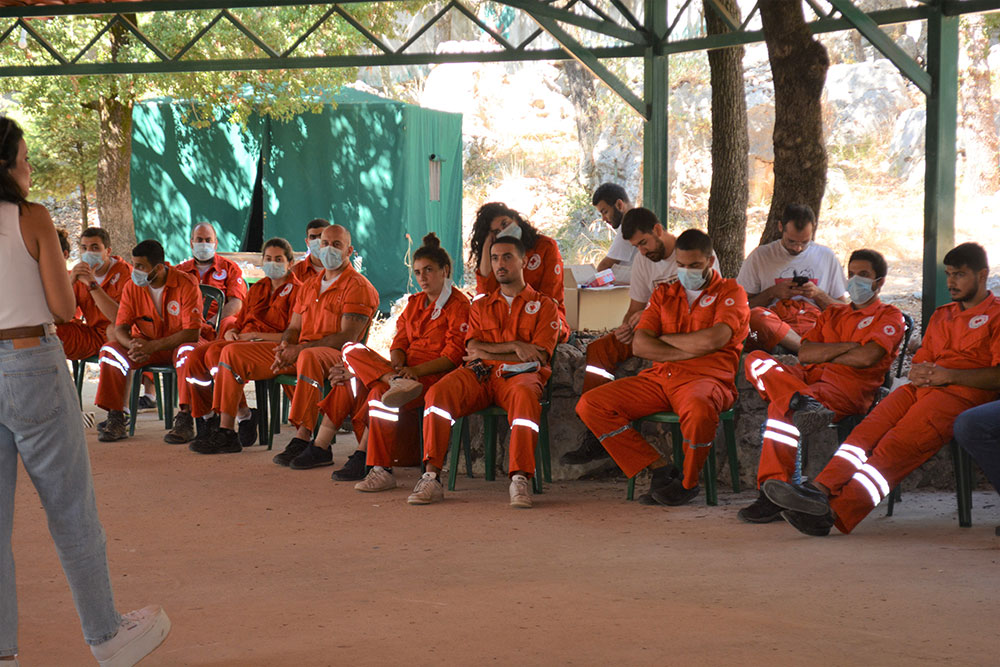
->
[87, 280, 100, 291]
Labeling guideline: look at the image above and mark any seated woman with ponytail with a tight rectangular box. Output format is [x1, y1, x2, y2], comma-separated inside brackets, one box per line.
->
[289, 233, 471, 491]
[470, 202, 569, 340]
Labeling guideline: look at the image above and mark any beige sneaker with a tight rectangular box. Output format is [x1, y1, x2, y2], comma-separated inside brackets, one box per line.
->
[91, 605, 170, 667]
[509, 473, 533, 509]
[407, 472, 444, 505]
[381, 377, 424, 408]
[354, 466, 396, 492]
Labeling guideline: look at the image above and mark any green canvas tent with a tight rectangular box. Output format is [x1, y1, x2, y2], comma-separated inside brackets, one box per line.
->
[131, 88, 463, 312]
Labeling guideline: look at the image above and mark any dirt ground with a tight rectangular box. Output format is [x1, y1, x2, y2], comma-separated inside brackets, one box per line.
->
[9, 384, 1000, 666]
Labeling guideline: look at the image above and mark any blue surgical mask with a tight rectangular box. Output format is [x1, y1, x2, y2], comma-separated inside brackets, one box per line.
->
[81, 251, 104, 269]
[677, 267, 707, 291]
[319, 245, 343, 270]
[307, 238, 322, 256]
[132, 267, 150, 287]
[496, 223, 522, 240]
[192, 242, 216, 262]
[262, 261, 287, 280]
[847, 275, 877, 304]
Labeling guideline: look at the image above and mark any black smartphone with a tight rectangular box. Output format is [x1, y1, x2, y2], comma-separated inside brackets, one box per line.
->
[792, 275, 809, 286]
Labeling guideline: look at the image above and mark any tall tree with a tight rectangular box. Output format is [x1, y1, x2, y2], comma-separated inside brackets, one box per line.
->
[959, 14, 1000, 194]
[703, 0, 748, 277]
[758, 0, 829, 244]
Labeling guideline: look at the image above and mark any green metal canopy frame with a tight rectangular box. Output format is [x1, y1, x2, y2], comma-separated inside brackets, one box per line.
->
[0, 0, 997, 324]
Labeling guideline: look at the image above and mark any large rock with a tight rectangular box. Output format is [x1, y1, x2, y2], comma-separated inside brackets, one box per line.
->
[885, 107, 925, 180]
[823, 59, 917, 145]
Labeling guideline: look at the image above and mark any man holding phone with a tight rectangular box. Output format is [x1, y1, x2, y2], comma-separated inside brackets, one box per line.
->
[737, 204, 849, 353]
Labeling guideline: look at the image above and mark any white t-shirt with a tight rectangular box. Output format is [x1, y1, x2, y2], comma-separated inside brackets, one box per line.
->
[629, 248, 721, 304]
[736, 239, 848, 307]
[606, 227, 637, 265]
[320, 277, 335, 293]
[148, 284, 165, 316]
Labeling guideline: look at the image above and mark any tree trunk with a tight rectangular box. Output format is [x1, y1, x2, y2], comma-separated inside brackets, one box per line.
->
[959, 14, 1000, 194]
[562, 61, 599, 189]
[758, 0, 829, 244]
[96, 95, 135, 252]
[703, 0, 748, 278]
[79, 182, 89, 229]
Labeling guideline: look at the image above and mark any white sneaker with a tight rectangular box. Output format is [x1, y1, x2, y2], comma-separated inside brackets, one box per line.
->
[91, 606, 171, 667]
[509, 474, 533, 509]
[407, 472, 444, 505]
[354, 466, 397, 492]
[381, 377, 424, 408]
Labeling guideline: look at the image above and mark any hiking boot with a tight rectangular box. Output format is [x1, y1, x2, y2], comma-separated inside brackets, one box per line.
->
[651, 478, 701, 506]
[407, 472, 444, 505]
[381, 376, 424, 408]
[191, 413, 220, 447]
[637, 466, 680, 505]
[559, 430, 610, 465]
[509, 473, 532, 509]
[98, 411, 129, 442]
[789, 392, 835, 436]
[189, 428, 241, 454]
[737, 491, 784, 524]
[780, 509, 835, 536]
[354, 466, 396, 492]
[137, 395, 157, 411]
[331, 449, 368, 481]
[163, 411, 195, 444]
[91, 605, 171, 667]
[290, 443, 334, 470]
[762, 479, 830, 516]
[272, 437, 310, 466]
[237, 408, 259, 448]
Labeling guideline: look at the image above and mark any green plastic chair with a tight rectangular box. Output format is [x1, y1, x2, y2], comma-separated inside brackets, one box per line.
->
[72, 355, 100, 408]
[625, 408, 740, 506]
[885, 440, 975, 527]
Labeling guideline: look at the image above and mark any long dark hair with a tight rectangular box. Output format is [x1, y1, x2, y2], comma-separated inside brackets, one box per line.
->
[0, 116, 26, 205]
[468, 202, 540, 265]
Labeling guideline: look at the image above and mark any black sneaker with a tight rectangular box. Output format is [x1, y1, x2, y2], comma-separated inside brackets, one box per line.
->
[273, 437, 310, 467]
[189, 414, 220, 449]
[164, 411, 195, 444]
[762, 479, 830, 516]
[651, 477, 701, 506]
[637, 466, 679, 505]
[98, 410, 129, 442]
[289, 443, 334, 470]
[189, 428, 242, 454]
[789, 392, 835, 436]
[237, 408, 259, 448]
[780, 509, 834, 536]
[737, 491, 784, 524]
[331, 449, 368, 481]
[559, 430, 610, 465]
[137, 395, 157, 411]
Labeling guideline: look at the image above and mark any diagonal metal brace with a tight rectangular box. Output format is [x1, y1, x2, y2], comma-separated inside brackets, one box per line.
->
[704, 0, 740, 32]
[828, 0, 931, 94]
[499, 0, 648, 45]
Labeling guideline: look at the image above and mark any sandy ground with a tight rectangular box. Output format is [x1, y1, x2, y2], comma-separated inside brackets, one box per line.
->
[7, 381, 1000, 666]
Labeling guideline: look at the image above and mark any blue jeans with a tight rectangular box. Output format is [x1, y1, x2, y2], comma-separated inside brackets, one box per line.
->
[954, 400, 1000, 496]
[0, 336, 121, 656]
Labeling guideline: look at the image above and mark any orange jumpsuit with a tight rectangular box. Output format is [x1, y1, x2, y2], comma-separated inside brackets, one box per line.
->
[747, 298, 823, 352]
[745, 300, 904, 486]
[318, 286, 470, 467]
[476, 234, 569, 341]
[181, 276, 301, 418]
[576, 272, 750, 489]
[291, 257, 324, 283]
[816, 294, 1000, 534]
[95, 267, 203, 412]
[212, 267, 379, 428]
[177, 254, 248, 340]
[57, 256, 132, 360]
[421, 285, 560, 475]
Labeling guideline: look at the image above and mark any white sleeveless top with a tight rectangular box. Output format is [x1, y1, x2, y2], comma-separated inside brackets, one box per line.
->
[0, 201, 54, 328]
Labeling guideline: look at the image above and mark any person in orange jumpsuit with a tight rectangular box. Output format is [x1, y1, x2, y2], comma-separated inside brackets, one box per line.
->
[409, 236, 560, 509]
[195, 224, 379, 456]
[764, 242, 1000, 536]
[290, 218, 329, 283]
[737, 204, 849, 353]
[96, 239, 203, 442]
[176, 221, 247, 340]
[576, 229, 750, 506]
[291, 233, 470, 487]
[178, 238, 301, 449]
[57, 227, 132, 360]
[469, 202, 569, 341]
[738, 249, 904, 523]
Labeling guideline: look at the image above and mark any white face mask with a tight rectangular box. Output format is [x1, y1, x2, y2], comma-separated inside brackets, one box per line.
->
[192, 242, 216, 262]
[262, 261, 287, 280]
[307, 238, 322, 256]
[81, 251, 104, 269]
[319, 245, 343, 270]
[677, 267, 707, 291]
[847, 275, 877, 304]
[496, 223, 522, 240]
[132, 267, 151, 287]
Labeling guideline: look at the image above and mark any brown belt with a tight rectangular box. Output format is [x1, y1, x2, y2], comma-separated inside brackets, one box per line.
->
[0, 324, 56, 340]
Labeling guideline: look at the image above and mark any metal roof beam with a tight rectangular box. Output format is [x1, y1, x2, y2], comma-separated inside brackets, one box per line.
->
[498, 0, 647, 45]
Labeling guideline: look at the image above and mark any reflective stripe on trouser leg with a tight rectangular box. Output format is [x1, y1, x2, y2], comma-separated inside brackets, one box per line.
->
[420, 367, 490, 470]
[756, 418, 803, 486]
[289, 347, 342, 429]
[581, 332, 631, 393]
[95, 342, 133, 412]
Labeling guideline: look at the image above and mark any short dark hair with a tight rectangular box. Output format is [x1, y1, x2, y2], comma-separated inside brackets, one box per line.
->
[0, 116, 26, 205]
[80, 227, 111, 249]
[306, 218, 330, 232]
[675, 229, 713, 256]
[489, 236, 526, 258]
[620, 207, 660, 240]
[849, 249, 888, 280]
[943, 242, 988, 273]
[263, 237, 294, 263]
[413, 232, 452, 274]
[592, 183, 630, 208]
[781, 204, 816, 231]
[56, 227, 71, 255]
[132, 239, 165, 267]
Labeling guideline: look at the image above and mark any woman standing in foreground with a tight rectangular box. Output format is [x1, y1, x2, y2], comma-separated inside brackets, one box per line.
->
[0, 118, 170, 666]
